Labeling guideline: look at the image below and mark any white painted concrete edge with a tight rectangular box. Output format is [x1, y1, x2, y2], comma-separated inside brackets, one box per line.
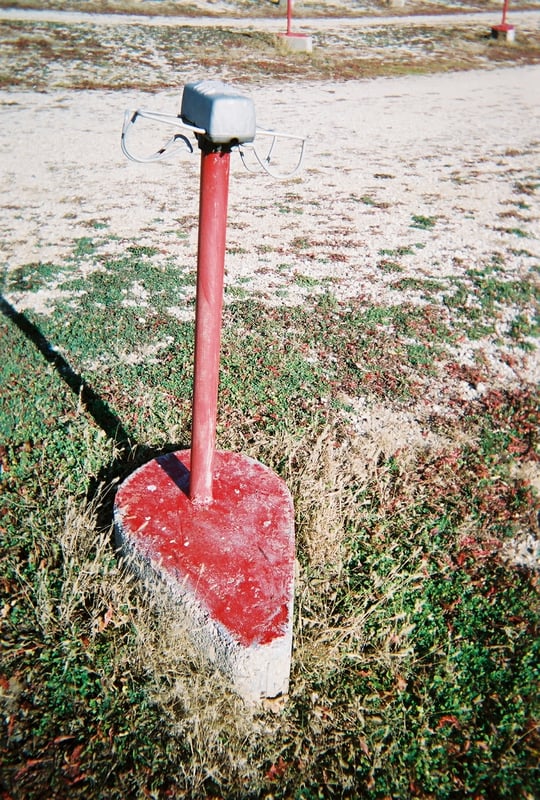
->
[114, 514, 294, 704]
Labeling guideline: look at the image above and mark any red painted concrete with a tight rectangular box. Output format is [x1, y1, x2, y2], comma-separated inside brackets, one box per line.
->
[190, 148, 231, 505]
[114, 450, 295, 648]
[491, 22, 514, 32]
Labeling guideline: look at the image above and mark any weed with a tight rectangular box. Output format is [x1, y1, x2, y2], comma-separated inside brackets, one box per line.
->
[4, 261, 60, 292]
[394, 277, 441, 295]
[379, 246, 415, 257]
[227, 244, 249, 255]
[411, 214, 437, 230]
[85, 219, 109, 230]
[514, 180, 538, 196]
[225, 284, 249, 299]
[505, 227, 530, 238]
[509, 312, 539, 348]
[72, 236, 96, 257]
[294, 273, 320, 287]
[290, 235, 311, 251]
[126, 244, 159, 257]
[276, 202, 303, 215]
[377, 259, 403, 274]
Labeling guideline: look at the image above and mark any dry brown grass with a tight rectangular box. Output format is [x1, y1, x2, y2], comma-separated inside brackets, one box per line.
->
[35, 413, 432, 780]
[1, 10, 540, 91]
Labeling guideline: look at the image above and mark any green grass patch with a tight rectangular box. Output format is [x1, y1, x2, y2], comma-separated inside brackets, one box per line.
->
[377, 258, 403, 274]
[411, 214, 437, 230]
[391, 257, 539, 349]
[1, 238, 539, 799]
[7, 261, 62, 292]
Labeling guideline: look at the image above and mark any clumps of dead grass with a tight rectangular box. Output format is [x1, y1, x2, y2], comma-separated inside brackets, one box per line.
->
[27, 489, 127, 638]
[35, 488, 266, 790]
[46, 411, 429, 768]
[235, 415, 434, 693]
[4, 382, 538, 796]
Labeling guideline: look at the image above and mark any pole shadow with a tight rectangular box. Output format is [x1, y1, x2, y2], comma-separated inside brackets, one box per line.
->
[0, 294, 190, 527]
[1, 293, 132, 450]
[156, 451, 191, 495]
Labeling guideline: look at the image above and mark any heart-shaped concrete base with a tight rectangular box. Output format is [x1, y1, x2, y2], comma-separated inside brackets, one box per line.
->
[114, 450, 295, 701]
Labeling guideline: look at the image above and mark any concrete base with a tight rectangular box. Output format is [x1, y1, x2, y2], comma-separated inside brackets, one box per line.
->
[387, 0, 406, 7]
[278, 33, 313, 53]
[491, 24, 515, 42]
[114, 450, 295, 704]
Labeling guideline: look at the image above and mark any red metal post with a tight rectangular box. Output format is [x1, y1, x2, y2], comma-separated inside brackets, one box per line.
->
[286, 0, 292, 35]
[501, 0, 510, 25]
[190, 145, 231, 504]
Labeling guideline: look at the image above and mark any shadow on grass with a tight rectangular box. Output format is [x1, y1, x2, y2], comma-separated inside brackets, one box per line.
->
[0, 293, 189, 527]
[0, 293, 133, 450]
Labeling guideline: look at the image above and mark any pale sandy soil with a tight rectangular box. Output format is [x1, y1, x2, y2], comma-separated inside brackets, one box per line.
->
[1, 63, 539, 427]
[1, 5, 540, 28]
[2, 68, 538, 296]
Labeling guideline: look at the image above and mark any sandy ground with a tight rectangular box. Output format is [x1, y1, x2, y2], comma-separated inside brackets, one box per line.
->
[1, 54, 539, 521]
[1, 67, 538, 281]
[1, 64, 539, 409]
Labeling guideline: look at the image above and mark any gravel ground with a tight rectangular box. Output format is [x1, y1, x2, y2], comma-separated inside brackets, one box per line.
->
[1, 36, 538, 415]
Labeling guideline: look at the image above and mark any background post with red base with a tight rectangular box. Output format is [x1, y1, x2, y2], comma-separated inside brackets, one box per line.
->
[115, 81, 296, 703]
[491, 0, 515, 41]
[278, 0, 313, 52]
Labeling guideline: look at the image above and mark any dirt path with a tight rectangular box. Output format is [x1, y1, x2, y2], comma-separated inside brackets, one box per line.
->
[2, 66, 538, 350]
[1, 12, 538, 415]
[1, 6, 539, 31]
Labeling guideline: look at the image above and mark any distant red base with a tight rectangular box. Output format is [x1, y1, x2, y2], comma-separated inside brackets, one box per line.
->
[114, 450, 295, 648]
[491, 23, 515, 34]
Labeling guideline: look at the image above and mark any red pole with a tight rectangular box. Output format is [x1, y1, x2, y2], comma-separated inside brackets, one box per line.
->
[286, 0, 292, 35]
[501, 0, 510, 25]
[190, 145, 231, 504]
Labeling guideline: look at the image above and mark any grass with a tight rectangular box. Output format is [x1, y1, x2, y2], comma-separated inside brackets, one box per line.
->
[1, 231, 539, 798]
[390, 258, 540, 345]
[411, 214, 437, 230]
[1, 5, 539, 793]
[2, 15, 540, 90]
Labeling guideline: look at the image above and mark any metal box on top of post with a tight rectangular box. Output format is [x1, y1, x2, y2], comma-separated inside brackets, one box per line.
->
[181, 80, 256, 146]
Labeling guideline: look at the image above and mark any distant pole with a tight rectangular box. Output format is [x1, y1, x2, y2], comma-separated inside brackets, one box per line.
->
[491, 0, 514, 40]
[279, 0, 313, 52]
